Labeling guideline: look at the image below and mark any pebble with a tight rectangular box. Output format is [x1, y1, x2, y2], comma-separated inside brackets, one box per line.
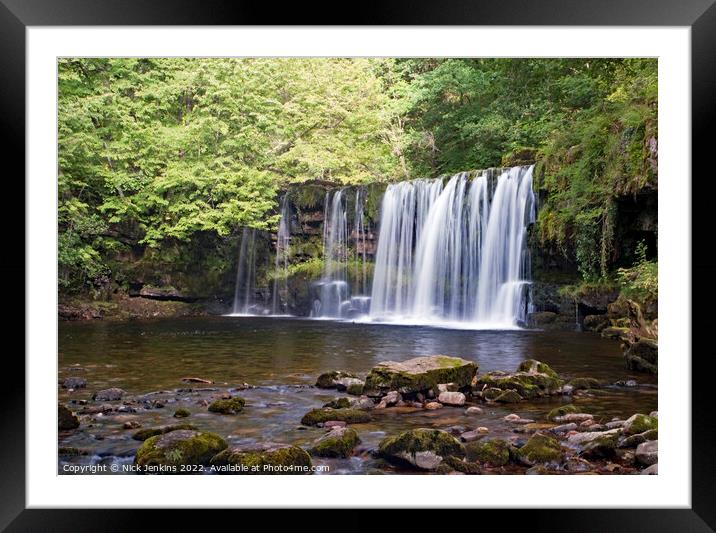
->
[465, 406, 483, 415]
[424, 402, 443, 410]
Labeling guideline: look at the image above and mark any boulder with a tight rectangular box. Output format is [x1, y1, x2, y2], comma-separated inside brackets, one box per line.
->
[515, 432, 564, 465]
[623, 413, 658, 436]
[62, 377, 87, 389]
[567, 429, 621, 458]
[316, 371, 359, 389]
[546, 404, 579, 421]
[300, 408, 371, 426]
[635, 440, 658, 466]
[437, 391, 466, 406]
[210, 443, 312, 474]
[625, 339, 658, 374]
[364, 355, 477, 396]
[309, 427, 360, 458]
[377, 428, 465, 471]
[323, 397, 352, 410]
[554, 413, 593, 423]
[476, 360, 562, 399]
[568, 377, 602, 390]
[494, 390, 523, 403]
[173, 408, 191, 418]
[132, 423, 198, 441]
[134, 430, 227, 471]
[465, 439, 511, 466]
[641, 463, 658, 475]
[620, 429, 658, 448]
[465, 406, 483, 415]
[582, 314, 609, 332]
[58, 404, 79, 430]
[92, 388, 126, 401]
[208, 396, 245, 415]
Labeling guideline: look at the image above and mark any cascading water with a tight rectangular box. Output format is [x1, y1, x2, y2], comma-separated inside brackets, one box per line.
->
[271, 194, 291, 314]
[369, 165, 536, 328]
[313, 189, 349, 317]
[232, 228, 258, 315]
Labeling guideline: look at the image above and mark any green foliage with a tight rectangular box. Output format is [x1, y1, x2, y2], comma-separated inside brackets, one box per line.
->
[617, 241, 658, 304]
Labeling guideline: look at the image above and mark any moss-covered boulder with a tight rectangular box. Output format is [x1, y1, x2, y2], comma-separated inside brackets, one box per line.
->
[624, 339, 658, 374]
[465, 439, 511, 466]
[345, 382, 364, 396]
[208, 396, 245, 415]
[582, 314, 609, 332]
[568, 377, 602, 390]
[623, 413, 658, 436]
[364, 355, 477, 396]
[322, 397, 351, 409]
[173, 408, 191, 418]
[377, 428, 465, 471]
[132, 423, 198, 441]
[567, 429, 621, 458]
[316, 371, 360, 390]
[546, 404, 579, 421]
[300, 408, 371, 426]
[494, 390, 523, 403]
[210, 443, 312, 474]
[515, 432, 564, 465]
[601, 326, 630, 341]
[134, 430, 227, 472]
[309, 427, 360, 458]
[518, 359, 559, 378]
[58, 404, 80, 430]
[620, 429, 658, 448]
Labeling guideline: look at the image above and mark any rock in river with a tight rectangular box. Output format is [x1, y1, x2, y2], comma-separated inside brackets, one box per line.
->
[62, 377, 86, 389]
[316, 371, 360, 390]
[309, 427, 360, 458]
[515, 432, 565, 465]
[92, 388, 126, 401]
[132, 423, 198, 441]
[623, 413, 658, 436]
[58, 404, 79, 430]
[300, 408, 371, 426]
[635, 440, 658, 466]
[475, 360, 562, 399]
[364, 355, 477, 396]
[211, 443, 312, 474]
[134, 430, 227, 471]
[208, 396, 245, 415]
[465, 439, 511, 466]
[438, 391, 466, 406]
[378, 428, 465, 471]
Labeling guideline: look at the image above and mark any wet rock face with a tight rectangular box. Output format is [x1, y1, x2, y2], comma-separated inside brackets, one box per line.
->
[377, 428, 466, 471]
[211, 443, 312, 474]
[134, 430, 228, 471]
[58, 404, 79, 430]
[364, 355, 478, 396]
[309, 427, 360, 458]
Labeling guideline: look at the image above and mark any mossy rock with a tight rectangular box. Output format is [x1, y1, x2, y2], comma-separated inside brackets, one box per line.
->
[58, 404, 79, 430]
[601, 326, 630, 341]
[316, 371, 358, 389]
[322, 397, 351, 409]
[173, 408, 191, 418]
[465, 439, 511, 466]
[476, 371, 561, 399]
[482, 387, 504, 400]
[132, 423, 198, 441]
[494, 390, 523, 403]
[515, 432, 564, 465]
[517, 359, 559, 378]
[309, 427, 360, 458]
[300, 408, 371, 426]
[364, 355, 477, 395]
[442, 455, 483, 474]
[377, 428, 465, 470]
[134, 430, 227, 472]
[578, 431, 620, 458]
[210, 443, 312, 474]
[345, 382, 364, 396]
[623, 413, 658, 436]
[208, 396, 245, 415]
[546, 404, 579, 422]
[568, 377, 602, 390]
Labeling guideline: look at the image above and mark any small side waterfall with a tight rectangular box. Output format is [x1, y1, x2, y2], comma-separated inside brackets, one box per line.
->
[313, 189, 349, 317]
[271, 194, 291, 314]
[232, 228, 258, 315]
[369, 165, 536, 328]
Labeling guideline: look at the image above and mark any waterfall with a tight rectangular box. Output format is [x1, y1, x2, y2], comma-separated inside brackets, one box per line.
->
[232, 228, 258, 315]
[271, 194, 291, 314]
[369, 165, 536, 328]
[313, 189, 349, 317]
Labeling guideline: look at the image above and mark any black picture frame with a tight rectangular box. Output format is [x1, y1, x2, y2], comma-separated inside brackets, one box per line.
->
[4, 0, 714, 529]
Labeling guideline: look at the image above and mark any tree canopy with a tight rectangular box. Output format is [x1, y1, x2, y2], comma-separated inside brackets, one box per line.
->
[58, 57, 657, 292]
